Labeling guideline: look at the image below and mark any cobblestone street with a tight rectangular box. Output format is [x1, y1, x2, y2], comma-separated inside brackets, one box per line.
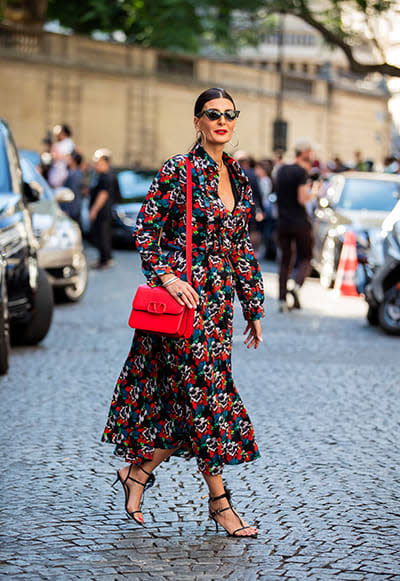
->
[1, 247, 399, 581]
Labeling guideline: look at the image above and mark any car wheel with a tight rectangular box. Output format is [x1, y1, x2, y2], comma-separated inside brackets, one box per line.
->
[320, 237, 338, 289]
[0, 285, 10, 375]
[378, 285, 400, 335]
[12, 268, 54, 345]
[55, 254, 88, 303]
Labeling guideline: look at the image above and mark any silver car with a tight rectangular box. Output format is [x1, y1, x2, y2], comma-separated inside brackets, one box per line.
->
[313, 172, 400, 288]
[19, 154, 88, 302]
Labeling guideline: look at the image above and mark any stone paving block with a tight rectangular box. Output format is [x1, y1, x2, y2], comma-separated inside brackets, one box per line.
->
[335, 573, 367, 580]
[95, 576, 129, 581]
[259, 576, 296, 581]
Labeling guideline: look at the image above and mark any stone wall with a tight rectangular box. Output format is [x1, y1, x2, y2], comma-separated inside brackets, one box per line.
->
[0, 27, 391, 168]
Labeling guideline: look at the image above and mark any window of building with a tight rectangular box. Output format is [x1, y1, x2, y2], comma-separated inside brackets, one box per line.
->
[283, 76, 313, 95]
[263, 31, 317, 46]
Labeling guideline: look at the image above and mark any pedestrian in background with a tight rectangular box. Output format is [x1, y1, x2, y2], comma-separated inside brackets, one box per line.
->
[89, 148, 114, 269]
[255, 159, 273, 207]
[38, 132, 53, 181]
[48, 124, 75, 188]
[354, 150, 367, 171]
[235, 151, 265, 258]
[271, 150, 284, 185]
[276, 138, 316, 312]
[60, 151, 84, 225]
[255, 159, 277, 259]
[102, 87, 264, 538]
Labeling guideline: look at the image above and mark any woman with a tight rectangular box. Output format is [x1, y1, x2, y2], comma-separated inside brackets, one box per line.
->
[102, 88, 265, 538]
[255, 159, 277, 260]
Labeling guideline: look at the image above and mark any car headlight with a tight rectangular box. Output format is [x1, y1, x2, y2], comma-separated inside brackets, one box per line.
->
[42, 221, 79, 250]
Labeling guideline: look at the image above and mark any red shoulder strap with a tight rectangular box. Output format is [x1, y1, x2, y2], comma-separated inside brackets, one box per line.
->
[184, 157, 192, 284]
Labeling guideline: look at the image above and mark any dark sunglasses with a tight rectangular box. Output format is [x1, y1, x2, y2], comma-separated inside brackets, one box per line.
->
[197, 109, 240, 121]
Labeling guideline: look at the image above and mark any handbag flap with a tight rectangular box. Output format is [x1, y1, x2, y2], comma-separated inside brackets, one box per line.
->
[132, 284, 184, 315]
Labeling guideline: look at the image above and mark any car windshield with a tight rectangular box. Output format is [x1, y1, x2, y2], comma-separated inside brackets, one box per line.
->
[19, 149, 41, 167]
[337, 178, 400, 212]
[19, 155, 53, 201]
[117, 170, 152, 202]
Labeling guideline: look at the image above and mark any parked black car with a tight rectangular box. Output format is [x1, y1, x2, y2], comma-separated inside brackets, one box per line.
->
[0, 120, 54, 373]
[81, 167, 153, 247]
[111, 168, 153, 246]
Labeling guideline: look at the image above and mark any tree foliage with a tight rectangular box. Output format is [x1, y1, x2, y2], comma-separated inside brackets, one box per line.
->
[2, 0, 400, 76]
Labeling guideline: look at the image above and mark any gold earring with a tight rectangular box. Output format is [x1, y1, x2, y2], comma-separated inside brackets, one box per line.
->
[229, 130, 239, 148]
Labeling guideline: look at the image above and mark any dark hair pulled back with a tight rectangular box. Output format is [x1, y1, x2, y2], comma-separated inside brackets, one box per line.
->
[194, 87, 235, 116]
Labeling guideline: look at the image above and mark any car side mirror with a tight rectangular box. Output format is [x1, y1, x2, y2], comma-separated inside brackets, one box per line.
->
[54, 187, 75, 203]
[23, 181, 42, 203]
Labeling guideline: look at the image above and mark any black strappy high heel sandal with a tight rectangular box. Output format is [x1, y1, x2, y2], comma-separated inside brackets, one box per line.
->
[208, 487, 258, 538]
[112, 464, 155, 525]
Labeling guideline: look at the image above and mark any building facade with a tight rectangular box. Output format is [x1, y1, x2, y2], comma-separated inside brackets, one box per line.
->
[0, 26, 391, 168]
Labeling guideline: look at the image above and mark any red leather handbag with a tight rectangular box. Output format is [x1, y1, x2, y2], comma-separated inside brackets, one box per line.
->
[128, 157, 194, 339]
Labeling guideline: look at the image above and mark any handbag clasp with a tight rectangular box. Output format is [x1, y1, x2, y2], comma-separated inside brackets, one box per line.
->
[147, 302, 167, 314]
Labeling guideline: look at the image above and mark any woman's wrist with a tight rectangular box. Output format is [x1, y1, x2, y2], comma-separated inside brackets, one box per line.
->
[162, 276, 179, 288]
[159, 272, 176, 284]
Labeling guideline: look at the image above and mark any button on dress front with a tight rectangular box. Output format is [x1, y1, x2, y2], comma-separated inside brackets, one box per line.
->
[102, 144, 265, 475]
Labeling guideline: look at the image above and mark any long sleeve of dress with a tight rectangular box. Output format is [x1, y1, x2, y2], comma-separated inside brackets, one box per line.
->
[134, 158, 181, 281]
[230, 188, 265, 321]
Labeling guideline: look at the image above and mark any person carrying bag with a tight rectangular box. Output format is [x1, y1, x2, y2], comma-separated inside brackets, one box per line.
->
[102, 87, 265, 538]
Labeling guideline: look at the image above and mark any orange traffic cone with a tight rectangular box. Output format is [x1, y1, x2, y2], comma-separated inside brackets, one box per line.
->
[334, 231, 359, 297]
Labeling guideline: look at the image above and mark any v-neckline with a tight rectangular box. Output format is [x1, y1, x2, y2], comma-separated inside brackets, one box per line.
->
[217, 164, 237, 214]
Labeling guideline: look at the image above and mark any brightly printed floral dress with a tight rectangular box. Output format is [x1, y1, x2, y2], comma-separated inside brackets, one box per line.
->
[102, 144, 264, 475]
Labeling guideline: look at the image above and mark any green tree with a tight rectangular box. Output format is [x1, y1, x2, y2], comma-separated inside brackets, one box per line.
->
[47, 0, 126, 36]
[2, 0, 400, 77]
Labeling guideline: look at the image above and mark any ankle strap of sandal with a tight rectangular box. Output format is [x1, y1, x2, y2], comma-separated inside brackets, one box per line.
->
[125, 464, 152, 487]
[209, 492, 228, 502]
[138, 465, 151, 477]
[209, 487, 232, 503]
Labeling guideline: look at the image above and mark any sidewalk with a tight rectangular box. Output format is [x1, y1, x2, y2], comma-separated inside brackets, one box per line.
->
[1, 251, 399, 580]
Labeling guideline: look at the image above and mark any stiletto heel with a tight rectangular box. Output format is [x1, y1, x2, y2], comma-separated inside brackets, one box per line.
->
[208, 487, 258, 538]
[113, 464, 155, 525]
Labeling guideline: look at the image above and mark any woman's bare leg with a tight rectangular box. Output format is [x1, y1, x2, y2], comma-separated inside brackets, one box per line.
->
[202, 472, 258, 537]
[119, 447, 177, 524]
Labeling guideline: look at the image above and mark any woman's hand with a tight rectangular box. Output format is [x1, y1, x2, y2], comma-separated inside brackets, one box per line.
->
[160, 276, 199, 309]
[243, 320, 263, 349]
